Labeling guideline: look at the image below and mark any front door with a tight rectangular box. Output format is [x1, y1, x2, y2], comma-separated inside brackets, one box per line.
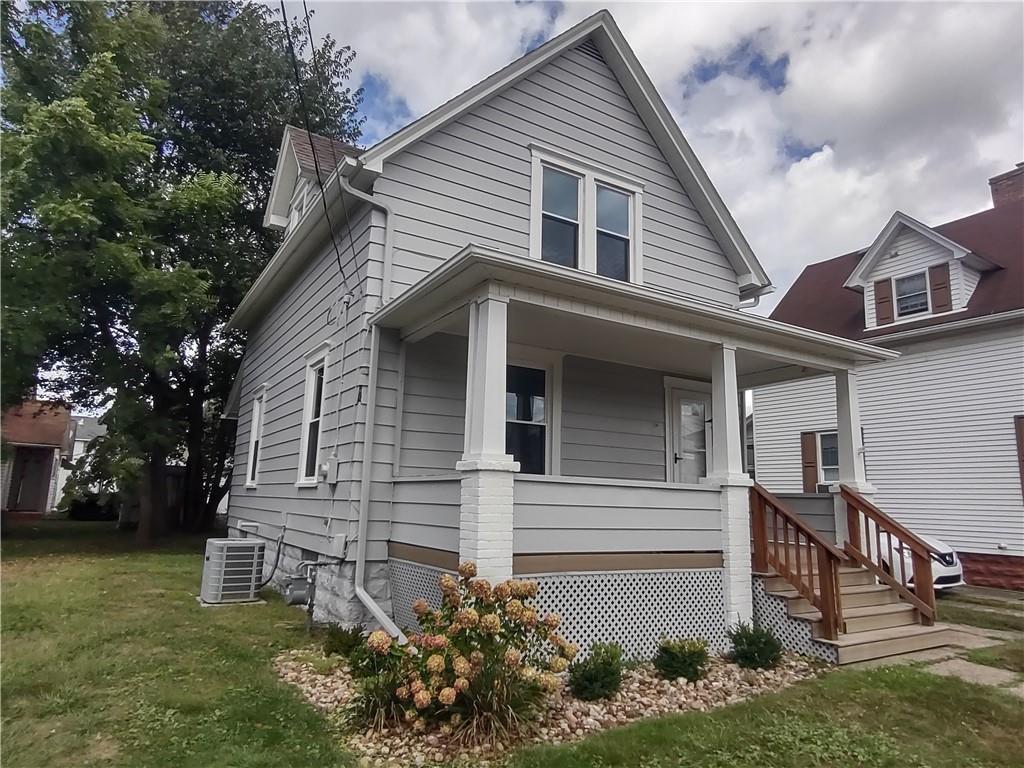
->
[669, 389, 711, 484]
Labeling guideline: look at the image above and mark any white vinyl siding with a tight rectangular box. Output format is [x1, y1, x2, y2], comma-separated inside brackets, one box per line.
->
[863, 229, 960, 328]
[754, 322, 1024, 556]
[373, 43, 741, 307]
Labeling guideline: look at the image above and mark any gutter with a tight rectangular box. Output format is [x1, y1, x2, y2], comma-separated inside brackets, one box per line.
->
[351, 323, 406, 641]
[864, 307, 1024, 346]
[339, 157, 396, 303]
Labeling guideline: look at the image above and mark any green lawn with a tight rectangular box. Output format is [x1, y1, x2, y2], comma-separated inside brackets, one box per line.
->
[966, 640, 1024, 674]
[3, 520, 1022, 768]
[937, 601, 1024, 632]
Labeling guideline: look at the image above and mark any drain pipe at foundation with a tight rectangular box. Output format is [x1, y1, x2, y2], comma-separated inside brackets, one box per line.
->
[338, 157, 396, 304]
[352, 322, 406, 642]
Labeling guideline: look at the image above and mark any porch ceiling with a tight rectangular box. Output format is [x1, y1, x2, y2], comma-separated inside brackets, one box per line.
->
[371, 245, 898, 381]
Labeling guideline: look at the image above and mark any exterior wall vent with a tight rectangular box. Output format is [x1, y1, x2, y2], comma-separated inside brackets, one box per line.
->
[200, 538, 266, 604]
[576, 38, 604, 63]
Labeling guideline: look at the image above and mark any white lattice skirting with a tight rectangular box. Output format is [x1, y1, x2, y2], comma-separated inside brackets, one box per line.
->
[389, 561, 729, 658]
[751, 577, 838, 664]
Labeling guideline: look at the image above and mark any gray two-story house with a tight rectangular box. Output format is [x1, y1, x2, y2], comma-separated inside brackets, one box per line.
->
[225, 11, 951, 664]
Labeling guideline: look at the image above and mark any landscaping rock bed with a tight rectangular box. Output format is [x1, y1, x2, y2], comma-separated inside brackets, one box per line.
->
[275, 649, 822, 766]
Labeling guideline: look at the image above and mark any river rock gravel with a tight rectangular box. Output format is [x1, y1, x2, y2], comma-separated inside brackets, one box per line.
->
[274, 649, 822, 766]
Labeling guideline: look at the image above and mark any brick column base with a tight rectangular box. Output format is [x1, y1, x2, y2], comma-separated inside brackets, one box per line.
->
[456, 459, 518, 582]
[718, 479, 755, 627]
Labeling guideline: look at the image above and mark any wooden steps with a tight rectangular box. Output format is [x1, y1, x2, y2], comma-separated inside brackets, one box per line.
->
[762, 563, 953, 664]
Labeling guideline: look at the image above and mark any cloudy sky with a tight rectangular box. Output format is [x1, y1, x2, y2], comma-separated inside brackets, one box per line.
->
[293, 1, 1022, 313]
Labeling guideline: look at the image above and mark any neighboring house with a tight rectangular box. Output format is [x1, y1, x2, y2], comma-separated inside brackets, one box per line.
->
[1, 400, 74, 516]
[754, 164, 1024, 590]
[224, 11, 950, 663]
[56, 415, 107, 503]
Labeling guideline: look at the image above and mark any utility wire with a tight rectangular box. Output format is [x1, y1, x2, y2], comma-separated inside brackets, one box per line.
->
[278, 0, 355, 299]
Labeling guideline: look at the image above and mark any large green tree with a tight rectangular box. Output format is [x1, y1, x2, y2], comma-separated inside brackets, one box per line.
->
[1, 1, 363, 537]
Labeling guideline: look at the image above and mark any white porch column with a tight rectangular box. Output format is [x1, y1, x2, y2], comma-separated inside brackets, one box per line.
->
[832, 368, 875, 544]
[456, 294, 519, 581]
[707, 343, 753, 626]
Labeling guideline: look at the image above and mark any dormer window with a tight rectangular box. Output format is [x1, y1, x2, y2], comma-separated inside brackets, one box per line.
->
[530, 145, 643, 284]
[288, 178, 313, 233]
[894, 272, 929, 317]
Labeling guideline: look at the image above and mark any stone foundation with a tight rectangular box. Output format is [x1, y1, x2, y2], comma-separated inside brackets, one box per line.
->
[959, 552, 1024, 591]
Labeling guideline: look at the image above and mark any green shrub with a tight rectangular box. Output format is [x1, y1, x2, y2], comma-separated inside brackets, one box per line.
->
[728, 622, 783, 669]
[343, 562, 578, 744]
[568, 642, 623, 700]
[653, 638, 708, 681]
[323, 624, 364, 657]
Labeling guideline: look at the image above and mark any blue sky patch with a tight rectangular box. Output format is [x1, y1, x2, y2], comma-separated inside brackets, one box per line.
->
[359, 73, 413, 145]
[690, 37, 789, 93]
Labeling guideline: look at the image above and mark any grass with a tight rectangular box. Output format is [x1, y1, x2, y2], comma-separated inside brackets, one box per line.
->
[937, 602, 1024, 632]
[3, 520, 1023, 768]
[966, 640, 1024, 674]
[1, 520, 349, 768]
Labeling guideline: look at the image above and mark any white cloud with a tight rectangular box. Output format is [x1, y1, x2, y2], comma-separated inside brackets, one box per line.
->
[297, 0, 1023, 313]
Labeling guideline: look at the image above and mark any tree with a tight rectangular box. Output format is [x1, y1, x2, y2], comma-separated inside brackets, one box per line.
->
[1, 2, 363, 538]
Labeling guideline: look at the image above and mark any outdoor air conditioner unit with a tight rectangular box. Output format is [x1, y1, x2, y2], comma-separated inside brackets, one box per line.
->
[200, 538, 266, 605]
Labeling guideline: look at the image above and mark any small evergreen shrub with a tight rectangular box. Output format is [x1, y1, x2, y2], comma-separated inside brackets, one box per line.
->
[568, 642, 623, 700]
[728, 622, 783, 669]
[323, 624, 365, 657]
[653, 638, 708, 681]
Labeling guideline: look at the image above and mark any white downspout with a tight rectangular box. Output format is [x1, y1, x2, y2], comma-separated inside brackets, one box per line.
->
[338, 157, 396, 304]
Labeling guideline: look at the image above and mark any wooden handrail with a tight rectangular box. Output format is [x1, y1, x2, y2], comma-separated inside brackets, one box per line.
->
[750, 483, 846, 640]
[840, 484, 937, 624]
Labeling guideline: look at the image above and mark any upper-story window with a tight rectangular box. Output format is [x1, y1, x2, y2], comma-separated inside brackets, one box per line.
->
[894, 272, 929, 317]
[288, 178, 312, 234]
[530, 145, 643, 284]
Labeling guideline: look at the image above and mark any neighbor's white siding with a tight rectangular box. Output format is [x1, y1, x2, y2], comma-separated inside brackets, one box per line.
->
[864, 228, 958, 328]
[753, 322, 1024, 556]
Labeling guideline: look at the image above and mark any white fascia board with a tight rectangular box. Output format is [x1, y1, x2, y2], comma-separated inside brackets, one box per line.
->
[370, 245, 897, 365]
[864, 307, 1024, 346]
[262, 126, 300, 230]
[356, 10, 771, 295]
[844, 211, 973, 289]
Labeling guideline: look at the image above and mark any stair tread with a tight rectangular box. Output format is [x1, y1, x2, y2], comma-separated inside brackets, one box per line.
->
[768, 582, 889, 599]
[821, 623, 950, 647]
[790, 602, 916, 622]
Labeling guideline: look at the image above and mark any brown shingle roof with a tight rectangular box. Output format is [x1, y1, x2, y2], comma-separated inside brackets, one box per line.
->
[770, 202, 1023, 340]
[2, 400, 72, 450]
[288, 126, 361, 174]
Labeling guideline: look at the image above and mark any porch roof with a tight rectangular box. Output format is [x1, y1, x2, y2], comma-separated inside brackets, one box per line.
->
[370, 246, 899, 371]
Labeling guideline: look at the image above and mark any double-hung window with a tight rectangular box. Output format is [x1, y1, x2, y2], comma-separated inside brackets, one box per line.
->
[298, 346, 329, 484]
[245, 386, 267, 487]
[531, 146, 643, 283]
[894, 272, 929, 317]
[818, 432, 839, 483]
[506, 365, 547, 475]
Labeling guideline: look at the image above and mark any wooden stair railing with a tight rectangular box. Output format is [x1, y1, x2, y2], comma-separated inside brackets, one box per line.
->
[841, 485, 938, 624]
[750, 483, 847, 640]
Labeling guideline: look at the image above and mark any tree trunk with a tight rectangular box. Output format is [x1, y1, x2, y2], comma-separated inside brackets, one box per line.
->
[182, 330, 210, 532]
[136, 447, 168, 544]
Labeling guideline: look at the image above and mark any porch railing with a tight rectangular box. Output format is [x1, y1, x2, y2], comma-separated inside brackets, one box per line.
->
[750, 483, 847, 640]
[841, 485, 937, 624]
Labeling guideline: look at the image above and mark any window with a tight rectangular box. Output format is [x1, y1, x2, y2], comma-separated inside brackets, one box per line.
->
[298, 351, 328, 484]
[894, 272, 929, 317]
[541, 166, 580, 268]
[531, 146, 643, 283]
[818, 432, 839, 483]
[506, 365, 546, 475]
[246, 388, 266, 487]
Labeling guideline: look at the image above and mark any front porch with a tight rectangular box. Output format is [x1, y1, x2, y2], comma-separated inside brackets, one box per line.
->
[371, 246, 895, 652]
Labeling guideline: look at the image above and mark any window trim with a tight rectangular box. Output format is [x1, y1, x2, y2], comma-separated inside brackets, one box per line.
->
[817, 430, 839, 484]
[297, 341, 332, 486]
[529, 144, 644, 284]
[507, 345, 562, 476]
[245, 383, 269, 489]
[892, 270, 931, 318]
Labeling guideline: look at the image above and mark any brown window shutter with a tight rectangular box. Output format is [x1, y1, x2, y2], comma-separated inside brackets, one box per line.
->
[874, 279, 894, 325]
[1015, 416, 1024, 497]
[929, 263, 953, 313]
[800, 431, 818, 492]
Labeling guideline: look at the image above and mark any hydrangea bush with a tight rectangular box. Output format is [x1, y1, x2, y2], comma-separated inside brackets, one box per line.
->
[345, 561, 578, 743]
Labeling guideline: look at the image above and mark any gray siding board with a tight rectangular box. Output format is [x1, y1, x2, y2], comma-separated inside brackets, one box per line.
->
[391, 477, 460, 551]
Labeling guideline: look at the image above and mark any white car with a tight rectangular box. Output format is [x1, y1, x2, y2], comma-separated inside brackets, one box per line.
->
[880, 533, 965, 591]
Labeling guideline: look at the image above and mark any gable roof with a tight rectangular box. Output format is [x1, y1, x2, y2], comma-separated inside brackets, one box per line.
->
[771, 202, 1023, 341]
[71, 415, 106, 443]
[842, 211, 978, 289]
[353, 10, 770, 296]
[1, 400, 73, 450]
[291, 128, 361, 174]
